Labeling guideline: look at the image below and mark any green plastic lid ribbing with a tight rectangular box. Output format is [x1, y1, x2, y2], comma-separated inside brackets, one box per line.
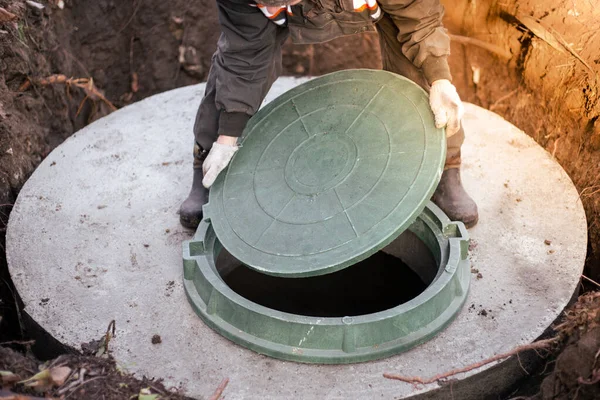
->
[206, 70, 446, 277]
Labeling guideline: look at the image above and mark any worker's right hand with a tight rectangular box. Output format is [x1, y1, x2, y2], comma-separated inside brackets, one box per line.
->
[202, 136, 239, 188]
[429, 79, 464, 138]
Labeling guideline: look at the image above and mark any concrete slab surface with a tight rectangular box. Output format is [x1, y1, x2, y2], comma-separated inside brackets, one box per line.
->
[7, 78, 587, 399]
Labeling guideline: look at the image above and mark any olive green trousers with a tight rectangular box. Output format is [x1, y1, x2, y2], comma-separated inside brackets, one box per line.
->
[376, 14, 464, 169]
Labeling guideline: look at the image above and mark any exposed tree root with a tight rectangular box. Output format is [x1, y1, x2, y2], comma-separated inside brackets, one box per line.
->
[449, 34, 513, 60]
[18, 75, 117, 113]
[209, 378, 229, 400]
[383, 338, 560, 385]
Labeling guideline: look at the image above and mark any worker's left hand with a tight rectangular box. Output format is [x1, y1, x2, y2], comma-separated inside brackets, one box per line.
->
[202, 141, 239, 188]
[429, 79, 464, 138]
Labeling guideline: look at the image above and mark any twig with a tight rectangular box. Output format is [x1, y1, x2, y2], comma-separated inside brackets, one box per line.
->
[103, 320, 116, 353]
[19, 74, 117, 112]
[57, 368, 86, 395]
[581, 274, 600, 288]
[515, 13, 565, 54]
[209, 378, 229, 400]
[516, 352, 529, 375]
[514, 13, 593, 72]
[579, 185, 600, 202]
[582, 188, 600, 198]
[0, 340, 35, 346]
[62, 376, 105, 400]
[539, 359, 557, 376]
[578, 185, 600, 198]
[552, 137, 561, 158]
[117, 0, 143, 34]
[383, 338, 559, 385]
[147, 384, 165, 395]
[75, 94, 90, 117]
[546, 25, 594, 72]
[449, 34, 513, 60]
[489, 89, 518, 111]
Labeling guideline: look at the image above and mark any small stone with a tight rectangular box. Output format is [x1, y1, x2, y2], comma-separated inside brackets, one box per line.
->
[165, 229, 171, 233]
[516, 197, 522, 202]
[143, 244, 150, 248]
[151, 334, 162, 344]
[97, 205, 107, 209]
[544, 239, 552, 245]
[50, 161, 56, 166]
[5, 148, 13, 155]
[548, 249, 555, 254]
[26, 1, 45, 10]
[476, 272, 483, 280]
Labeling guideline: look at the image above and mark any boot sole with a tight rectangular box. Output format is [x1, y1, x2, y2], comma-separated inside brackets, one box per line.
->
[463, 214, 479, 229]
[180, 214, 201, 230]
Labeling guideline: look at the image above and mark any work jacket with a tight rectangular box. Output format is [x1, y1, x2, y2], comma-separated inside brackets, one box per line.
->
[207, 0, 451, 138]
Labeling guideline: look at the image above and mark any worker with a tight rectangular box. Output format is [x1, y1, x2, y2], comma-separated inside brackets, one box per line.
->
[179, 0, 478, 230]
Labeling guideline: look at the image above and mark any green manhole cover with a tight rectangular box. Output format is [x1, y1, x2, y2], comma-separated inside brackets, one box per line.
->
[206, 70, 446, 277]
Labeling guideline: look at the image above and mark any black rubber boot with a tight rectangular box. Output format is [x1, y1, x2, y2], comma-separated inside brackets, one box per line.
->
[432, 168, 479, 228]
[179, 144, 209, 229]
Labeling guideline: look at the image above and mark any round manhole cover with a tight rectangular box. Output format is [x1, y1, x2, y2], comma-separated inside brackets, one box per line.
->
[206, 70, 446, 277]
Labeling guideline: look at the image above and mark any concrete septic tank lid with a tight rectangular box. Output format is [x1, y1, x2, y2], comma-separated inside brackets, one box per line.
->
[6, 78, 587, 399]
[185, 203, 470, 364]
[208, 70, 446, 278]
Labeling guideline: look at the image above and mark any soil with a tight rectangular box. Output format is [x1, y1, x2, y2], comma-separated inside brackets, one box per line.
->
[0, 345, 195, 400]
[533, 291, 600, 400]
[0, 0, 599, 399]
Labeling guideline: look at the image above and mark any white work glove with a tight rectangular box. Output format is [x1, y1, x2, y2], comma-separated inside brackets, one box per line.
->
[429, 79, 465, 138]
[202, 142, 239, 188]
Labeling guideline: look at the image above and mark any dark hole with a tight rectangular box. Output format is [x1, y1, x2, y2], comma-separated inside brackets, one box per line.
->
[218, 241, 435, 317]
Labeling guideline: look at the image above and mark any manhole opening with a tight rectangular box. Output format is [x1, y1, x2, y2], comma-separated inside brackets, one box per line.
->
[216, 230, 439, 318]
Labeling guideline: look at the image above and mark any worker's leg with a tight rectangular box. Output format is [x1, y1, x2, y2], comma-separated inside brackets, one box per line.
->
[178, 59, 218, 229]
[375, 14, 478, 227]
[180, 27, 289, 229]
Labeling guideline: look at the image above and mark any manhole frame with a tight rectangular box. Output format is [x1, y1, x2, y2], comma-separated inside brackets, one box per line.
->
[183, 202, 470, 364]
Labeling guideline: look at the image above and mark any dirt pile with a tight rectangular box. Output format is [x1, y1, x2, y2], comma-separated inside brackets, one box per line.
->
[0, 0, 79, 342]
[534, 291, 600, 400]
[0, 345, 196, 400]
